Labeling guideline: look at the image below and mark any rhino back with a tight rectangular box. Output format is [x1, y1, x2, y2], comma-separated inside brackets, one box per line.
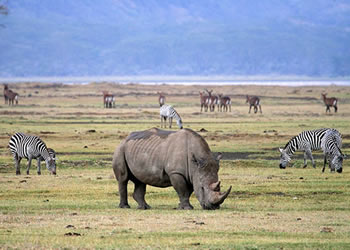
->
[123, 128, 181, 187]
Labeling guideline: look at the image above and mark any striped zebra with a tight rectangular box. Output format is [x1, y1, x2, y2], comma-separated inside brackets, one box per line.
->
[279, 128, 344, 173]
[9, 133, 56, 175]
[160, 104, 183, 129]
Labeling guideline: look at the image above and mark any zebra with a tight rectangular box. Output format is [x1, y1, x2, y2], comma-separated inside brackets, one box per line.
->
[279, 128, 345, 173]
[160, 104, 183, 129]
[9, 133, 56, 175]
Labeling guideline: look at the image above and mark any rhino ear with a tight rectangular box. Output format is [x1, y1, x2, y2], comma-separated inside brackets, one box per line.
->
[216, 152, 223, 163]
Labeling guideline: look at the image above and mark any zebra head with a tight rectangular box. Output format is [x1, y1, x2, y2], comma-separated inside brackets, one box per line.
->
[45, 148, 57, 175]
[279, 148, 291, 169]
[45, 157, 56, 175]
[177, 119, 183, 129]
[330, 144, 345, 173]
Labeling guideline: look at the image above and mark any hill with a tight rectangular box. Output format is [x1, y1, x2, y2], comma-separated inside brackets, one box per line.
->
[0, 0, 350, 77]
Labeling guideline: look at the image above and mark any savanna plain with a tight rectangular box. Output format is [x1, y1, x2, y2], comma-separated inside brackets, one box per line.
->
[0, 82, 350, 249]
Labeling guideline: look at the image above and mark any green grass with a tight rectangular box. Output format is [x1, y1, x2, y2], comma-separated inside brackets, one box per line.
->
[0, 83, 350, 249]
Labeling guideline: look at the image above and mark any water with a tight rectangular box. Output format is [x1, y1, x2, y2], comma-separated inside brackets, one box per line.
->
[0, 76, 349, 86]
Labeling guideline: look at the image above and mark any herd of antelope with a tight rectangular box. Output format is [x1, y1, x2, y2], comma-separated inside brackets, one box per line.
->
[199, 90, 261, 113]
[2, 84, 339, 114]
[199, 89, 233, 112]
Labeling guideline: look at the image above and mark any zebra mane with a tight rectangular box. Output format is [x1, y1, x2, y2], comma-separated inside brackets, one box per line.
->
[284, 136, 297, 150]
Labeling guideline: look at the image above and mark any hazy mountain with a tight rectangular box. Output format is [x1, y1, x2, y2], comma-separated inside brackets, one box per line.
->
[0, 0, 350, 77]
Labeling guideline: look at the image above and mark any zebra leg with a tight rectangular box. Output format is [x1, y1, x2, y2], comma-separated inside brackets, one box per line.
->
[15, 155, 22, 175]
[169, 117, 172, 128]
[26, 157, 33, 175]
[322, 155, 327, 173]
[37, 159, 41, 175]
[303, 151, 308, 168]
[307, 150, 316, 168]
[133, 181, 151, 210]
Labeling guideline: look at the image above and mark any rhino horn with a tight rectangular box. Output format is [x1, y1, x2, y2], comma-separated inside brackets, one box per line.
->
[209, 181, 221, 192]
[210, 185, 232, 205]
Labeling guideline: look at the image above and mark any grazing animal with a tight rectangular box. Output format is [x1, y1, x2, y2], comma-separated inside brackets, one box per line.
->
[3, 84, 8, 104]
[104, 95, 115, 108]
[279, 128, 344, 173]
[6, 90, 19, 105]
[3, 85, 19, 106]
[199, 91, 209, 112]
[38, 148, 57, 175]
[218, 94, 232, 112]
[102, 91, 115, 108]
[112, 128, 232, 210]
[205, 89, 216, 112]
[246, 95, 262, 113]
[157, 92, 166, 107]
[322, 93, 338, 113]
[9, 133, 56, 175]
[160, 104, 183, 129]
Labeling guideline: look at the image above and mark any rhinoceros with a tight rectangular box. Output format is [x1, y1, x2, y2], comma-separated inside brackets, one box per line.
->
[112, 127, 231, 210]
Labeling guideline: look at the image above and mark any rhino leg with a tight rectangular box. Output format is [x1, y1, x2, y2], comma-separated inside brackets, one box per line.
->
[170, 174, 193, 210]
[112, 148, 130, 208]
[118, 180, 130, 208]
[133, 181, 151, 210]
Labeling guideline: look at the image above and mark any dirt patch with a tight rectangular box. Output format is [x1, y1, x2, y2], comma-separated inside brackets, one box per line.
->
[0, 111, 47, 115]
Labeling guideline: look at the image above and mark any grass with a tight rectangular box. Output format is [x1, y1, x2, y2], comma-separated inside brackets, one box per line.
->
[0, 82, 350, 249]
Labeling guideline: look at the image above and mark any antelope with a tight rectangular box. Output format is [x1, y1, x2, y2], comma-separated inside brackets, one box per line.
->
[3, 84, 9, 104]
[157, 92, 166, 107]
[205, 89, 216, 112]
[102, 91, 115, 108]
[218, 94, 231, 112]
[321, 93, 338, 113]
[246, 95, 262, 114]
[8, 91, 19, 105]
[199, 91, 209, 112]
